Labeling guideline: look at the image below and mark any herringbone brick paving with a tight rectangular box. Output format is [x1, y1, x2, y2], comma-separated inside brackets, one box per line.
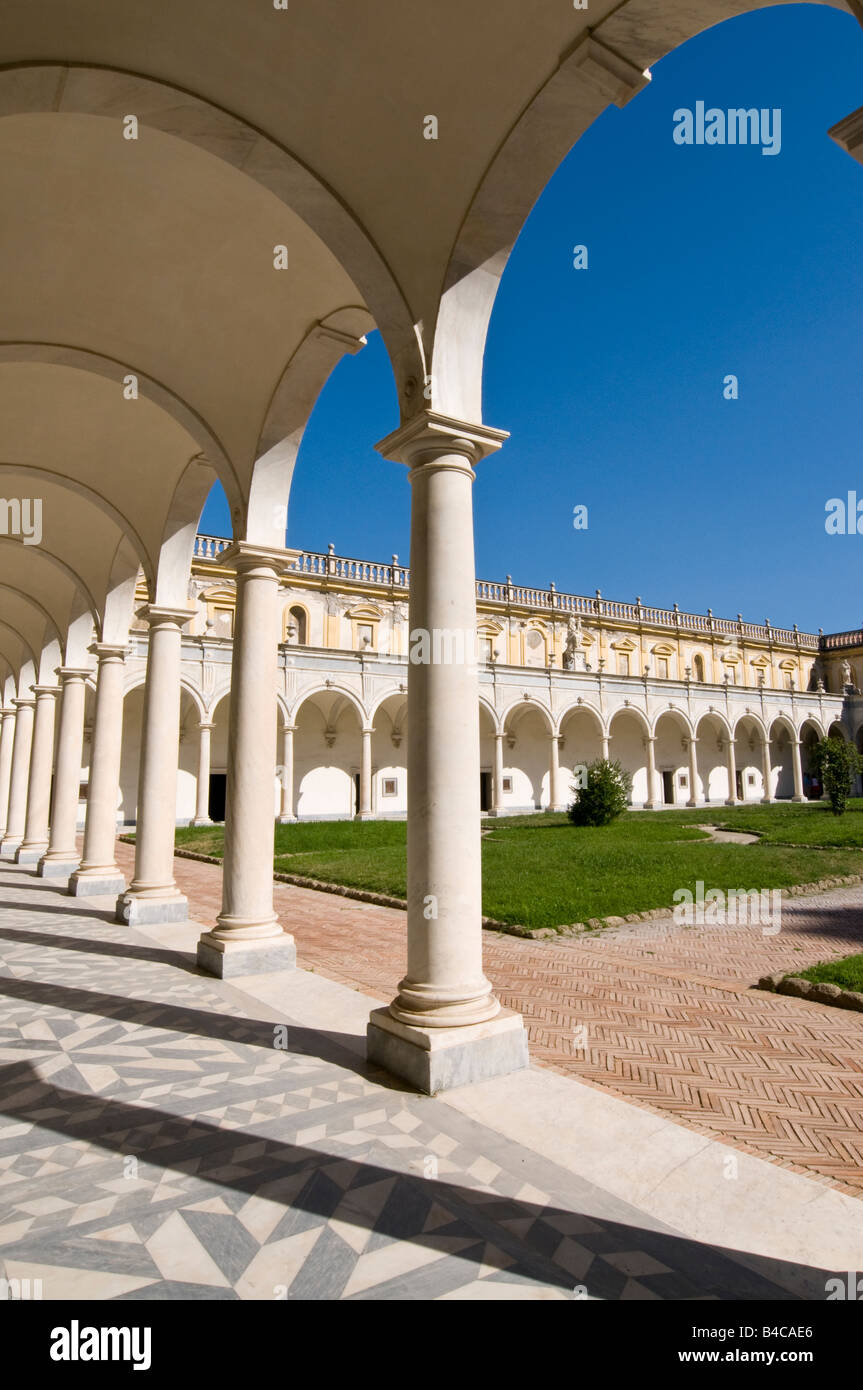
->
[115, 843, 863, 1197]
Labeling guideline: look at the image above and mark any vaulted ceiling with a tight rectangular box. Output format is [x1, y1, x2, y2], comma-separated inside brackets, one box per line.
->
[0, 0, 853, 686]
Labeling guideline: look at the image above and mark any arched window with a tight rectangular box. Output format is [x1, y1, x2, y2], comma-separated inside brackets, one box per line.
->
[288, 606, 307, 644]
[693, 654, 705, 682]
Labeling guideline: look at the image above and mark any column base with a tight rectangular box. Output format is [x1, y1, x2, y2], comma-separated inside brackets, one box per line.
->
[191, 816, 213, 827]
[354, 812, 375, 822]
[0, 837, 22, 860]
[366, 1006, 529, 1095]
[15, 843, 48, 864]
[116, 889, 188, 925]
[37, 854, 79, 878]
[68, 868, 126, 897]
[548, 803, 568, 813]
[277, 814, 297, 825]
[196, 929, 296, 978]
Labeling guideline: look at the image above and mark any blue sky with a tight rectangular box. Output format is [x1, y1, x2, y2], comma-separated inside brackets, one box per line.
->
[201, 3, 863, 634]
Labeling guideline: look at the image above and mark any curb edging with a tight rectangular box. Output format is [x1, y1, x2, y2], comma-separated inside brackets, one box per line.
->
[757, 969, 863, 1013]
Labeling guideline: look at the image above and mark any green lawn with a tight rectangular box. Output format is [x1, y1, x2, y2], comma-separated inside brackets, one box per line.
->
[791, 953, 863, 993]
[173, 801, 863, 931]
[666, 801, 863, 848]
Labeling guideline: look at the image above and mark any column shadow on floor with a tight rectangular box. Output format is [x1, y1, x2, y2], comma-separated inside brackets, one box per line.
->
[0, 925, 199, 973]
[0, 1058, 826, 1301]
[0, 870, 82, 891]
[0, 972, 372, 1078]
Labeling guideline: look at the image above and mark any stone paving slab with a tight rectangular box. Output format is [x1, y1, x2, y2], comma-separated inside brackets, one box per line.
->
[2, 863, 860, 1300]
[113, 843, 863, 1198]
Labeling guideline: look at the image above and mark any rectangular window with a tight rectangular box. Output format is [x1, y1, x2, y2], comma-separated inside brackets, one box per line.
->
[748, 773, 756, 786]
[679, 773, 688, 787]
[213, 606, 233, 637]
[657, 657, 669, 679]
[502, 776, 513, 793]
[382, 777, 397, 797]
[617, 653, 630, 676]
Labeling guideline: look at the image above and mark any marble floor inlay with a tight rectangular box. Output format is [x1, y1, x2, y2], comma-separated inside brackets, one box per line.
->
[0, 866, 831, 1300]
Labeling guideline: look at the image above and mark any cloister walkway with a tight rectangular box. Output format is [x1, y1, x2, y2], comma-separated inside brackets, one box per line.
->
[113, 842, 863, 1199]
[1, 860, 862, 1298]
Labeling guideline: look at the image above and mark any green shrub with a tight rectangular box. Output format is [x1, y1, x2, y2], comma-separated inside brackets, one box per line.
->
[568, 758, 631, 827]
[810, 737, 863, 817]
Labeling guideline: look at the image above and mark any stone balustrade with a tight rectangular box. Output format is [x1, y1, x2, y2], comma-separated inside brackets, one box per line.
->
[210, 539, 824, 650]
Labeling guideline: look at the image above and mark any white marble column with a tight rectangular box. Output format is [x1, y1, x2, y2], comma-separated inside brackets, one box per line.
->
[38, 668, 89, 877]
[366, 413, 527, 1093]
[196, 545, 296, 977]
[491, 730, 505, 816]
[0, 707, 17, 841]
[644, 736, 658, 809]
[601, 733, 610, 760]
[1, 698, 34, 858]
[686, 736, 699, 808]
[356, 726, 374, 820]
[791, 737, 804, 803]
[117, 606, 191, 925]
[68, 644, 127, 897]
[725, 737, 738, 805]
[548, 734, 566, 811]
[16, 685, 59, 863]
[192, 721, 214, 825]
[761, 736, 773, 803]
[277, 723, 296, 823]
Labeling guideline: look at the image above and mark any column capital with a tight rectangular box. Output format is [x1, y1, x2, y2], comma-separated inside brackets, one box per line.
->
[198, 720, 215, 732]
[135, 603, 195, 629]
[280, 722, 296, 734]
[376, 410, 509, 470]
[1, 706, 16, 717]
[88, 642, 129, 663]
[216, 540, 290, 575]
[12, 697, 35, 710]
[55, 666, 92, 684]
[31, 684, 61, 699]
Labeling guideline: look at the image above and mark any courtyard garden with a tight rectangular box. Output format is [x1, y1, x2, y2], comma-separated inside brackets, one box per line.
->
[171, 800, 863, 932]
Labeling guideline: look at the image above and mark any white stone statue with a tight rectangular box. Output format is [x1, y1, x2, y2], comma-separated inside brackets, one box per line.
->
[563, 614, 582, 670]
[841, 658, 852, 689]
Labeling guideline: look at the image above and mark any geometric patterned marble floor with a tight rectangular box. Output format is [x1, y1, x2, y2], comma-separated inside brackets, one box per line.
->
[0, 868, 817, 1299]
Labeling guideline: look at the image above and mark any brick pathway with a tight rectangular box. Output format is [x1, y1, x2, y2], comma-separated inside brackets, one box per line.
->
[115, 843, 863, 1198]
